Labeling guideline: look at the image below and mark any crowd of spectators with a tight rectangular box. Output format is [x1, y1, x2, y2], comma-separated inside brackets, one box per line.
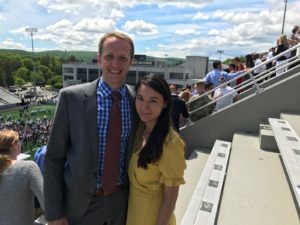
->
[169, 25, 300, 128]
[0, 109, 51, 152]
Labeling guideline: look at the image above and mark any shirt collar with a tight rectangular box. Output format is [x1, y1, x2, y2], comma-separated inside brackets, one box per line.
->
[98, 78, 127, 98]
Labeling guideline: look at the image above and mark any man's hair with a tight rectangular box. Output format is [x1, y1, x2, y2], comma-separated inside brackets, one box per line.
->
[98, 32, 135, 60]
[292, 26, 299, 34]
[229, 63, 237, 69]
[213, 60, 222, 69]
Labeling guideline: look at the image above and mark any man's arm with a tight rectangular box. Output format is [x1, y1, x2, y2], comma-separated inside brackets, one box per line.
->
[44, 90, 69, 221]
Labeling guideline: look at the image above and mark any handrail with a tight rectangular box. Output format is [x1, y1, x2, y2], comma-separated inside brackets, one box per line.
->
[186, 44, 300, 118]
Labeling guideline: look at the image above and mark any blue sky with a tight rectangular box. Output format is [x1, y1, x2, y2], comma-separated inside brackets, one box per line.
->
[0, 0, 299, 60]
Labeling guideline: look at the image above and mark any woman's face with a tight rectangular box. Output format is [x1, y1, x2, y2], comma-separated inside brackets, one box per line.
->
[135, 84, 165, 127]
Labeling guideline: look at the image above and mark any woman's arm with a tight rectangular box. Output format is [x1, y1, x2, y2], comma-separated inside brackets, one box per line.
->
[156, 185, 179, 225]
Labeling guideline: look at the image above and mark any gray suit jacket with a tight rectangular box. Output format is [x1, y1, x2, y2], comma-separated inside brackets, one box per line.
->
[44, 79, 138, 222]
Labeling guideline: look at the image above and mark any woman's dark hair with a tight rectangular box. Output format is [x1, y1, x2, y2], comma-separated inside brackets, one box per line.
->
[245, 54, 254, 68]
[135, 74, 173, 169]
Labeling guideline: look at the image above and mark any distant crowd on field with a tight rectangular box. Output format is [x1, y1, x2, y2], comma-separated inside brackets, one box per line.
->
[0, 109, 52, 152]
[171, 25, 300, 128]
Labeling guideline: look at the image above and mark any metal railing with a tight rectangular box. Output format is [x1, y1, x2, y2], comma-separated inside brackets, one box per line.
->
[186, 44, 300, 121]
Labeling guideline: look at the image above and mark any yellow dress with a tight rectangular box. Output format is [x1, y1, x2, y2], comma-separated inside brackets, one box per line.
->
[126, 129, 186, 225]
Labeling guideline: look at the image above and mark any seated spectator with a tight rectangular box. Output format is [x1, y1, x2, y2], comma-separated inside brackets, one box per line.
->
[180, 89, 191, 102]
[214, 76, 240, 111]
[169, 85, 189, 131]
[187, 80, 214, 122]
[0, 129, 44, 225]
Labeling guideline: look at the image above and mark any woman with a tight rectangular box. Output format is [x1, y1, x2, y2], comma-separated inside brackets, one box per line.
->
[126, 75, 186, 225]
[274, 34, 290, 76]
[0, 129, 44, 225]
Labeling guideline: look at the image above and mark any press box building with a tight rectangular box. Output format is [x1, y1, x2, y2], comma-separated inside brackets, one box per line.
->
[62, 55, 209, 88]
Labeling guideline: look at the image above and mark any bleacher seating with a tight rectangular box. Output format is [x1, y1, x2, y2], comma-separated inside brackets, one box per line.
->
[269, 118, 300, 209]
[180, 140, 231, 225]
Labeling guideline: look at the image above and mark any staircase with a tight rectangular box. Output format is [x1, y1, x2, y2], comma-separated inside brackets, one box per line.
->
[177, 50, 300, 224]
[177, 112, 300, 225]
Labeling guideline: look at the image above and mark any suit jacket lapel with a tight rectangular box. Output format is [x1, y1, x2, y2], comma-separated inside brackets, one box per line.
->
[125, 84, 138, 169]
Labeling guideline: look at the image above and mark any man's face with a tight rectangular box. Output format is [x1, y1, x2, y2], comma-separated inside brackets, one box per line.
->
[98, 37, 132, 90]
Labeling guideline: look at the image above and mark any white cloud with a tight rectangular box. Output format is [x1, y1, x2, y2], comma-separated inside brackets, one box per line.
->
[193, 12, 209, 20]
[0, 39, 26, 49]
[0, 14, 5, 21]
[208, 29, 219, 36]
[74, 18, 115, 33]
[46, 19, 73, 34]
[110, 9, 125, 20]
[123, 20, 158, 36]
[175, 29, 199, 36]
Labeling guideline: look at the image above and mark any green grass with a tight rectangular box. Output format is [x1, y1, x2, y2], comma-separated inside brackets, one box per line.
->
[0, 105, 56, 121]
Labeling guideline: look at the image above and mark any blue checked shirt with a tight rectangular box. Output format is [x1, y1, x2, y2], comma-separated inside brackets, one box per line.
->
[96, 78, 131, 189]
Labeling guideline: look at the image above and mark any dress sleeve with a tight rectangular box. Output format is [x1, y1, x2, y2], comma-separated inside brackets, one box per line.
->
[158, 130, 186, 186]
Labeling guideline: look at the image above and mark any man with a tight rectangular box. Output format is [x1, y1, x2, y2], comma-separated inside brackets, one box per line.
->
[187, 80, 214, 122]
[169, 84, 189, 131]
[44, 32, 138, 225]
[204, 60, 244, 88]
[214, 76, 240, 111]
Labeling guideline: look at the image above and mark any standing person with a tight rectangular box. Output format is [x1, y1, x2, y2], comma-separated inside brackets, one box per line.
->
[0, 129, 44, 225]
[274, 34, 290, 76]
[214, 76, 240, 111]
[126, 75, 186, 225]
[44, 32, 138, 225]
[169, 84, 189, 131]
[204, 60, 244, 88]
[252, 53, 265, 77]
[233, 57, 245, 88]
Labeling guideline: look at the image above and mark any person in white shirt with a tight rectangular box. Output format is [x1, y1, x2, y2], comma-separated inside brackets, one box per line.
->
[252, 53, 265, 76]
[213, 76, 240, 111]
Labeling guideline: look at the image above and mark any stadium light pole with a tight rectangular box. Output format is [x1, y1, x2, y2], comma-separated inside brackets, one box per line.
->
[281, 0, 288, 34]
[25, 27, 38, 101]
[217, 50, 224, 61]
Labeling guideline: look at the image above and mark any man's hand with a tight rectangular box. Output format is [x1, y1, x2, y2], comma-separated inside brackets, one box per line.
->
[48, 217, 69, 225]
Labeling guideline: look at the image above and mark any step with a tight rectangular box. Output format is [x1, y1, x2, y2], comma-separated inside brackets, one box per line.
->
[259, 124, 278, 151]
[180, 140, 231, 225]
[217, 132, 299, 225]
[269, 118, 300, 211]
[281, 113, 300, 137]
[175, 148, 210, 223]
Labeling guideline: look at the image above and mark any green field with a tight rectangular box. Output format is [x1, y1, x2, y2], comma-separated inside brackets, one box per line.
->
[0, 105, 56, 121]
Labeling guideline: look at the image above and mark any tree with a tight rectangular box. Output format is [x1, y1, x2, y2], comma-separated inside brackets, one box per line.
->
[30, 71, 45, 85]
[15, 67, 30, 81]
[48, 75, 62, 86]
[15, 77, 26, 86]
[38, 65, 54, 85]
[0, 67, 6, 86]
[22, 58, 34, 71]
